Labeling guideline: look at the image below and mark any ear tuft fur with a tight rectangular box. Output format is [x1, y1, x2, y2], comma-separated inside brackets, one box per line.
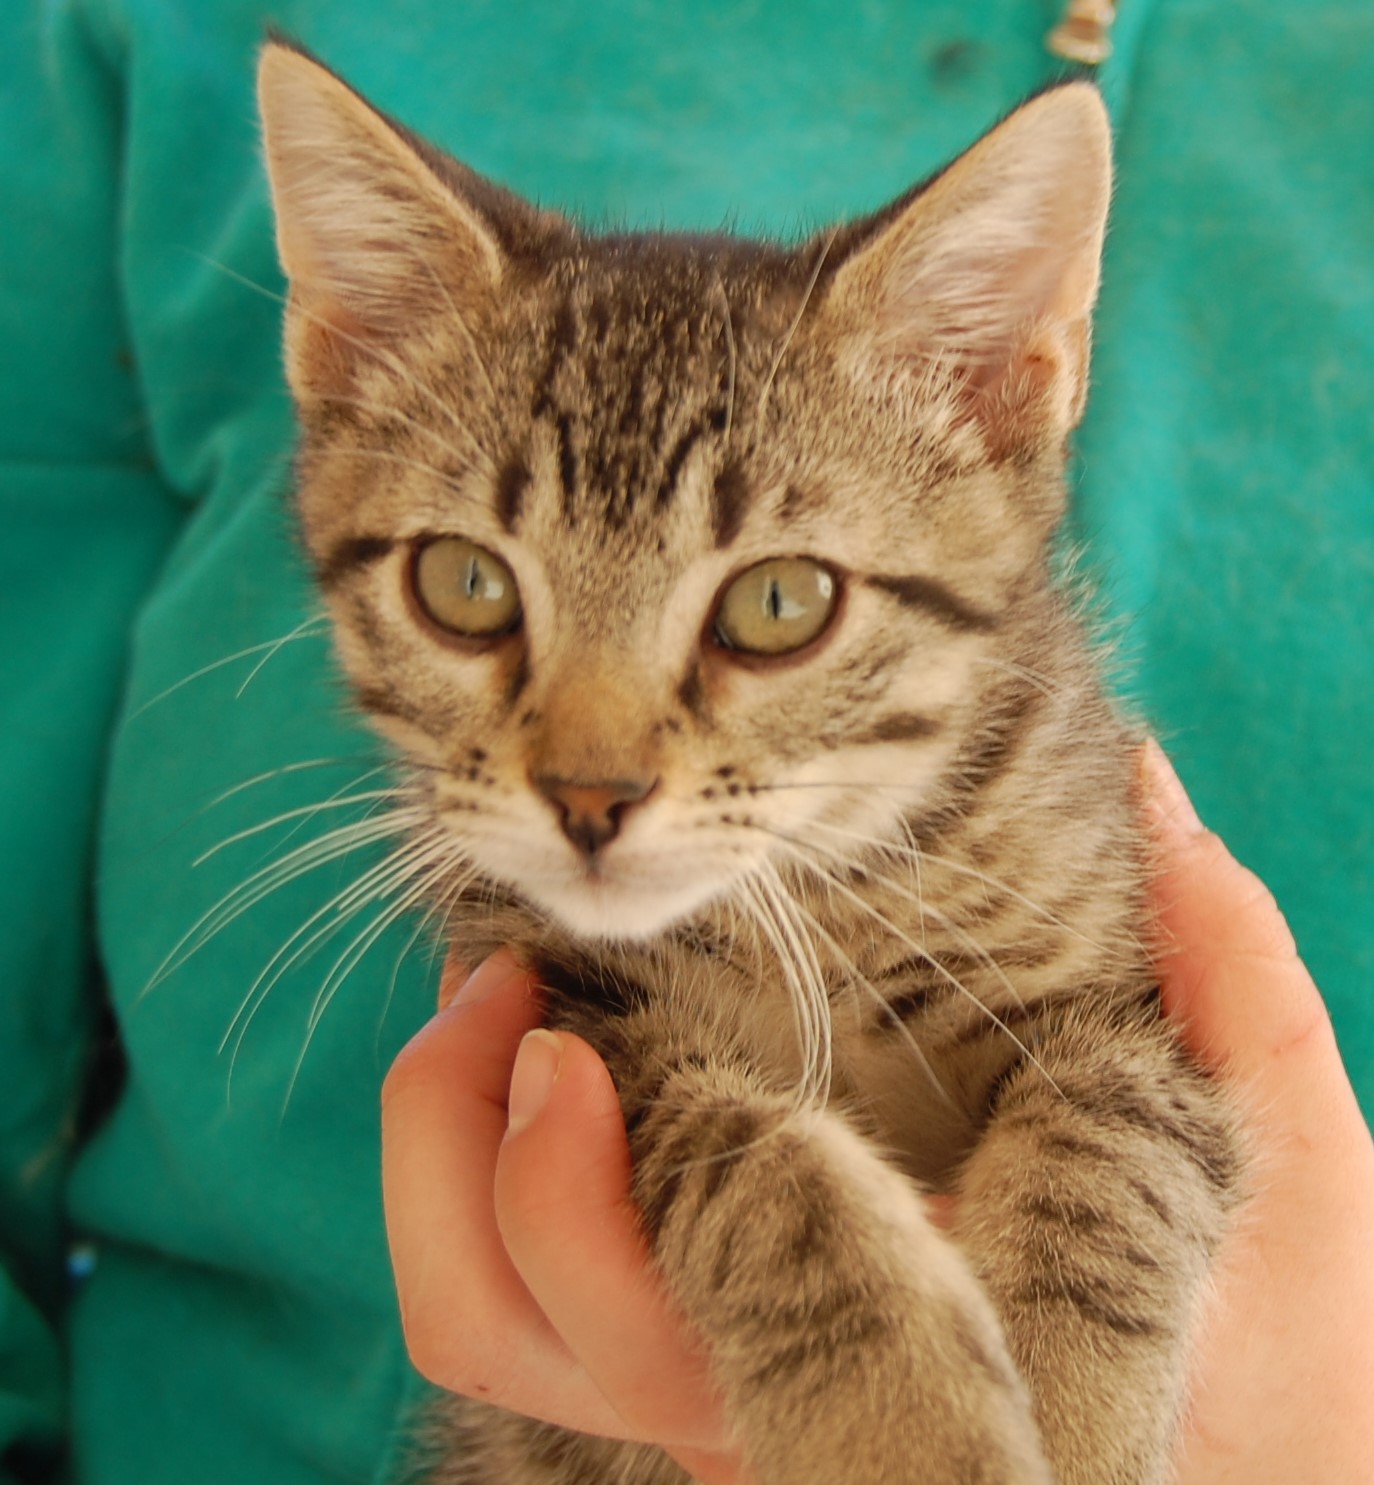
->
[257, 41, 506, 397]
[829, 84, 1112, 449]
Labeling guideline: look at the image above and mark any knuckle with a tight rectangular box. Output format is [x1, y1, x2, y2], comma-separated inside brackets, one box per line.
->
[401, 1305, 518, 1402]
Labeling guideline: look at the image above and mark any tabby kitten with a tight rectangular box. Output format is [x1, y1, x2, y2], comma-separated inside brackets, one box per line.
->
[258, 41, 1238, 1485]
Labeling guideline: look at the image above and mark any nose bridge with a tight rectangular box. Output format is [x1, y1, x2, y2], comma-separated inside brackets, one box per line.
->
[528, 661, 660, 786]
[528, 662, 662, 856]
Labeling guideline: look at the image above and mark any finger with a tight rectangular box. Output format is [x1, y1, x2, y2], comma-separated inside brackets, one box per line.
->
[1142, 740, 1350, 1112]
[1142, 745, 1374, 1483]
[382, 951, 624, 1431]
[436, 948, 469, 1008]
[495, 1030, 734, 1456]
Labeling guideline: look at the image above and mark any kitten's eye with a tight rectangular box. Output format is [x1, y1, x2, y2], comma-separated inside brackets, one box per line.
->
[411, 537, 522, 638]
[713, 557, 839, 657]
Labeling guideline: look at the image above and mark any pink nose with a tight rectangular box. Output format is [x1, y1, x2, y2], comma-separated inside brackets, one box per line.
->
[533, 774, 657, 855]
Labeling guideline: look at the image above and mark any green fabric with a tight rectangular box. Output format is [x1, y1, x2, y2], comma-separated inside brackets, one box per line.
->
[0, 2, 1370, 1483]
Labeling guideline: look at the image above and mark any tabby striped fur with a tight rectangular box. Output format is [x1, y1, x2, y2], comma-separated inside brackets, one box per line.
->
[259, 42, 1239, 1485]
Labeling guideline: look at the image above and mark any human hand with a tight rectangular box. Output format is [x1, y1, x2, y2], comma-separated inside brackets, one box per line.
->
[380, 948, 743, 1485]
[381, 742, 1374, 1485]
[1143, 740, 1374, 1483]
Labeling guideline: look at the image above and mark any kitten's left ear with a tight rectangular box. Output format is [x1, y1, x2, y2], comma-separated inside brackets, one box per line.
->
[258, 41, 551, 402]
[826, 84, 1112, 453]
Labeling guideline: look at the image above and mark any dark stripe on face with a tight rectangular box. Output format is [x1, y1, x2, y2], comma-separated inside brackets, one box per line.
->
[317, 535, 394, 589]
[866, 572, 999, 632]
[778, 483, 809, 523]
[352, 682, 425, 728]
[494, 456, 530, 533]
[677, 661, 707, 720]
[503, 649, 530, 712]
[552, 411, 578, 515]
[657, 418, 705, 511]
[854, 711, 941, 745]
[711, 459, 750, 548]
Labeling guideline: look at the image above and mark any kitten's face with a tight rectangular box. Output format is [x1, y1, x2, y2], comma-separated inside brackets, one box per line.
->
[259, 47, 1110, 941]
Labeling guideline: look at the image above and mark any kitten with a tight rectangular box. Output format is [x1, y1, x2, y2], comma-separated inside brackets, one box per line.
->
[258, 40, 1239, 1485]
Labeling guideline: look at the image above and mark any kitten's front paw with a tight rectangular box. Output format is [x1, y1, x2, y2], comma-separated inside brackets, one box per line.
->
[636, 1089, 1050, 1485]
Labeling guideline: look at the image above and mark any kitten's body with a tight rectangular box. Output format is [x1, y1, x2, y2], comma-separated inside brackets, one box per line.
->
[259, 44, 1238, 1485]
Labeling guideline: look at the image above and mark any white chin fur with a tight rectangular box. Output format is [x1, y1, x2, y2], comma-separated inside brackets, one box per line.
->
[512, 864, 734, 942]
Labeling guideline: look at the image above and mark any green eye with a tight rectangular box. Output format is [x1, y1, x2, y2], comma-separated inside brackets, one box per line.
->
[411, 537, 522, 637]
[713, 557, 839, 656]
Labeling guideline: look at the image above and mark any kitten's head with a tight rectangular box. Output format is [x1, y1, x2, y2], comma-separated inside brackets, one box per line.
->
[258, 43, 1111, 941]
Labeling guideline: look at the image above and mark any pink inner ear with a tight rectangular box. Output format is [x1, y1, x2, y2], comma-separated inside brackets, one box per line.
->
[836, 87, 1110, 453]
[971, 323, 1086, 460]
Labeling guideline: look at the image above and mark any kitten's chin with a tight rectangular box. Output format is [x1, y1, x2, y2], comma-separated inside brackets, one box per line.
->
[518, 871, 730, 944]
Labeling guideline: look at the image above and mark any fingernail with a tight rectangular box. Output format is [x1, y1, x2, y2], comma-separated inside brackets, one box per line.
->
[1142, 738, 1204, 836]
[440, 949, 522, 1010]
[507, 1029, 563, 1136]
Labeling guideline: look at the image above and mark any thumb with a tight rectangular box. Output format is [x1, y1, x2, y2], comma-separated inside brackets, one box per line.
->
[493, 1030, 731, 1456]
[1143, 740, 1350, 1123]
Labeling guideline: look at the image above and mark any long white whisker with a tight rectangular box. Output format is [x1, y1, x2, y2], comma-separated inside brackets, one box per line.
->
[737, 874, 821, 1113]
[234, 610, 333, 699]
[771, 876, 954, 1108]
[193, 785, 410, 867]
[219, 825, 445, 1062]
[805, 816, 1104, 951]
[280, 848, 467, 1118]
[756, 861, 833, 1110]
[786, 827, 1031, 1020]
[141, 806, 427, 1001]
[758, 830, 1063, 1100]
[755, 227, 837, 424]
[193, 254, 482, 452]
[126, 615, 331, 721]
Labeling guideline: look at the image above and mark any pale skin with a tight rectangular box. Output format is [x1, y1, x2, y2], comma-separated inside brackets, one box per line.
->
[381, 742, 1374, 1484]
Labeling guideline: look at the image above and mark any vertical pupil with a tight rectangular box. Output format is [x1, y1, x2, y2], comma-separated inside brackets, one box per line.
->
[464, 555, 481, 600]
[767, 577, 782, 620]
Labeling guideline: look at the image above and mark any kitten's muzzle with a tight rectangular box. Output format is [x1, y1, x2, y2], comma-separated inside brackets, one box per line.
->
[533, 773, 658, 857]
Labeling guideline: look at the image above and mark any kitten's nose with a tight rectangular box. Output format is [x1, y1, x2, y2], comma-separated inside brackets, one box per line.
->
[534, 774, 656, 856]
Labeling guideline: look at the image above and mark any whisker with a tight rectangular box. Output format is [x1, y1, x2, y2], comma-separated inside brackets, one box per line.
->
[141, 805, 427, 1001]
[192, 253, 483, 453]
[219, 825, 444, 1056]
[713, 279, 737, 445]
[280, 847, 469, 1117]
[971, 655, 1062, 699]
[752, 827, 1064, 1101]
[769, 878, 954, 1108]
[755, 227, 837, 424]
[126, 615, 331, 721]
[411, 247, 498, 405]
[756, 862, 833, 1110]
[222, 826, 457, 1101]
[193, 783, 410, 867]
[805, 816, 1105, 952]
[315, 443, 493, 507]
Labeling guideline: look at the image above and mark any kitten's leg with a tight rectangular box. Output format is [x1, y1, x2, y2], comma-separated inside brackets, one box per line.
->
[626, 1055, 1053, 1485]
[955, 1002, 1239, 1485]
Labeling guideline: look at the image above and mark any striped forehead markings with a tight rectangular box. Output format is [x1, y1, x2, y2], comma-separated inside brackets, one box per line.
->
[528, 286, 732, 529]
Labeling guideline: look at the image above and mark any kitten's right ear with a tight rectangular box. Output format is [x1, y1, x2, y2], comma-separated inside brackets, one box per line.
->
[258, 41, 509, 401]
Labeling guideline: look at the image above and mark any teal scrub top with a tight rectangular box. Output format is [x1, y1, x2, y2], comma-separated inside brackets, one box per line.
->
[1, 3, 1370, 1483]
